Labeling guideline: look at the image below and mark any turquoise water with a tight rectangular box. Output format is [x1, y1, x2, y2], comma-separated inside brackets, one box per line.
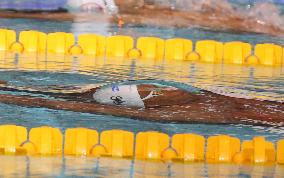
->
[0, 68, 283, 142]
[0, 18, 283, 177]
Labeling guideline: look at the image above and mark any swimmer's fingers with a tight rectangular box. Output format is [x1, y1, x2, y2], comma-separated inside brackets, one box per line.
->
[148, 90, 163, 97]
[152, 90, 163, 96]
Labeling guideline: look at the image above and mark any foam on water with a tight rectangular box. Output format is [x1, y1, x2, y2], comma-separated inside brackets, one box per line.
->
[163, 0, 284, 33]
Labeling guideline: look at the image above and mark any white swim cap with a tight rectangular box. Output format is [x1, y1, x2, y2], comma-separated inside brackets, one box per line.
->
[93, 85, 145, 108]
[67, 0, 118, 14]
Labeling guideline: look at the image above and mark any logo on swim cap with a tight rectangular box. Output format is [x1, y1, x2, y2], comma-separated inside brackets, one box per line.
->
[110, 96, 125, 105]
[112, 84, 119, 92]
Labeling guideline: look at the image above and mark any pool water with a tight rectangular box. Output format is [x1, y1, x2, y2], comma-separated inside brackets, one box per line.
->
[1, 18, 284, 45]
[0, 18, 283, 177]
[1, 156, 284, 178]
[0, 64, 283, 141]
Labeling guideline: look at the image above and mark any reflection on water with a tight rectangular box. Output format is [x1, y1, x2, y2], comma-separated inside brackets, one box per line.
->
[2, 18, 284, 46]
[0, 156, 284, 178]
[0, 53, 283, 142]
[0, 53, 283, 177]
[71, 20, 112, 36]
[1, 52, 282, 102]
[0, 3, 283, 177]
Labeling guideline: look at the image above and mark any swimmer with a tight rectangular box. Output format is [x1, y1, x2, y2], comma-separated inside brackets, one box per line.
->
[0, 0, 284, 36]
[0, 80, 283, 127]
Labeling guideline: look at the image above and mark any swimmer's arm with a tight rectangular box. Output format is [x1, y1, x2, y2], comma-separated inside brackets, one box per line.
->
[0, 80, 102, 96]
[0, 11, 76, 21]
[0, 91, 282, 126]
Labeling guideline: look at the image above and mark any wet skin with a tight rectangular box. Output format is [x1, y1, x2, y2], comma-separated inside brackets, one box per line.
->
[0, 81, 283, 127]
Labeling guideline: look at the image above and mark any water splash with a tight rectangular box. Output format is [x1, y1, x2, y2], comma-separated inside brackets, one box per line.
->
[143, 0, 284, 35]
[175, 0, 234, 12]
[66, 0, 284, 35]
[248, 2, 284, 29]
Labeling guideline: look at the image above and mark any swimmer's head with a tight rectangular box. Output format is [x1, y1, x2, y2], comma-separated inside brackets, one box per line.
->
[67, 0, 118, 14]
[93, 84, 145, 108]
[92, 84, 199, 108]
